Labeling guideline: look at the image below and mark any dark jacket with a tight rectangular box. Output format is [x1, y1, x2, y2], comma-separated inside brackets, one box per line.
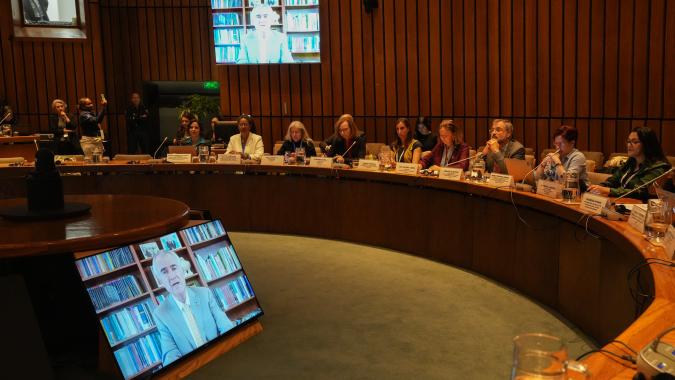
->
[276, 139, 317, 157]
[79, 107, 106, 137]
[600, 158, 672, 201]
[320, 133, 366, 163]
[125, 104, 150, 131]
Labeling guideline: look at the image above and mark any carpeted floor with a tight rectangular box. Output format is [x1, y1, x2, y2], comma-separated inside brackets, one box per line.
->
[188, 233, 596, 380]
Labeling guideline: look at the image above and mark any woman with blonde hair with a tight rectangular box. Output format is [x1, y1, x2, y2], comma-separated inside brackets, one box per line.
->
[419, 119, 470, 171]
[277, 121, 317, 157]
[320, 114, 366, 164]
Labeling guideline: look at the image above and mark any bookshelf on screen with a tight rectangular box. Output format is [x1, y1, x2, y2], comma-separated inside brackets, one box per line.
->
[75, 220, 263, 380]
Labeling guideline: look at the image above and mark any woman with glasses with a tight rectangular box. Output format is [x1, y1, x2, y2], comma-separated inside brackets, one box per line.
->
[588, 126, 671, 201]
[226, 114, 264, 160]
[320, 114, 366, 164]
[481, 119, 525, 173]
[534, 125, 590, 191]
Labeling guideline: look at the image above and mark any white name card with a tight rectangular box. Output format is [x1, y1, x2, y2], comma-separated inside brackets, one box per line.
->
[664, 225, 675, 259]
[580, 193, 609, 214]
[217, 153, 241, 164]
[536, 179, 563, 199]
[357, 159, 380, 171]
[627, 204, 648, 233]
[438, 167, 464, 181]
[166, 153, 192, 163]
[487, 173, 514, 188]
[395, 162, 419, 176]
[260, 155, 284, 166]
[309, 156, 333, 168]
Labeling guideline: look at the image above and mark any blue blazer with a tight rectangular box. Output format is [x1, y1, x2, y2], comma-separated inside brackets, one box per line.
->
[153, 286, 235, 365]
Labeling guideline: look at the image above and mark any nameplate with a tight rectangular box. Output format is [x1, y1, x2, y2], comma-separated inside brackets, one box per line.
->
[487, 173, 514, 188]
[536, 180, 562, 199]
[438, 167, 464, 181]
[309, 156, 333, 168]
[664, 225, 675, 259]
[166, 153, 192, 164]
[395, 162, 419, 176]
[260, 155, 284, 166]
[357, 159, 380, 171]
[217, 154, 241, 164]
[627, 204, 648, 233]
[579, 193, 608, 214]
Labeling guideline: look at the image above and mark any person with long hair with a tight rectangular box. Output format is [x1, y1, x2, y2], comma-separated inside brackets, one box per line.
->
[320, 114, 366, 164]
[390, 118, 422, 164]
[588, 126, 671, 201]
[276, 121, 317, 157]
[183, 120, 211, 150]
[419, 119, 470, 171]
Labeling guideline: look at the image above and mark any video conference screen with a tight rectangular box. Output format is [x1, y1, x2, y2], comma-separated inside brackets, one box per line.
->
[75, 220, 263, 379]
[212, 0, 320, 64]
[21, 0, 78, 26]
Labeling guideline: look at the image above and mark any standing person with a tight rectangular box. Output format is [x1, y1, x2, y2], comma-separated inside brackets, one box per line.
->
[78, 95, 107, 157]
[125, 92, 150, 154]
[48, 99, 79, 154]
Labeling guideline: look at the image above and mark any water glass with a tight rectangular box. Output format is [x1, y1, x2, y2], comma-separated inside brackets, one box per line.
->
[562, 172, 580, 203]
[198, 145, 209, 163]
[470, 160, 486, 182]
[92, 148, 102, 164]
[644, 199, 671, 244]
[295, 147, 306, 165]
[511, 333, 589, 380]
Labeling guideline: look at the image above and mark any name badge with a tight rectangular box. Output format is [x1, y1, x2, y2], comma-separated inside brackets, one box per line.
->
[664, 225, 675, 259]
[357, 159, 380, 171]
[166, 153, 192, 163]
[438, 167, 463, 181]
[627, 204, 648, 233]
[260, 155, 284, 166]
[487, 173, 515, 188]
[579, 193, 608, 214]
[309, 156, 333, 168]
[217, 154, 242, 164]
[395, 162, 419, 176]
[536, 179, 563, 199]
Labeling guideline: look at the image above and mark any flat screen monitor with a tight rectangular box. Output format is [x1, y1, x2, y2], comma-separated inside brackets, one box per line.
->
[74, 220, 263, 379]
[212, 0, 320, 64]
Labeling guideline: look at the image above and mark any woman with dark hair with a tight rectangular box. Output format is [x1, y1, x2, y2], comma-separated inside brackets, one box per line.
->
[414, 116, 437, 152]
[174, 112, 196, 145]
[419, 119, 470, 171]
[320, 114, 366, 164]
[226, 114, 264, 160]
[183, 120, 211, 150]
[588, 126, 671, 201]
[390, 118, 422, 164]
[535, 125, 590, 191]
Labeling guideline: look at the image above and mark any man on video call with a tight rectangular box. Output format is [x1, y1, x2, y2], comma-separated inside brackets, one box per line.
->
[152, 251, 235, 366]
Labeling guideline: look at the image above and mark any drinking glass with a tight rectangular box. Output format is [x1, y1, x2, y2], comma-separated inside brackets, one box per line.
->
[644, 199, 671, 245]
[295, 147, 306, 165]
[92, 148, 102, 164]
[470, 160, 486, 182]
[198, 145, 209, 163]
[511, 333, 589, 380]
[562, 172, 580, 203]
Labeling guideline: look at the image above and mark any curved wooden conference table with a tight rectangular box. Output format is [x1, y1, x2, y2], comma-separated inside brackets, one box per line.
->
[1, 161, 673, 379]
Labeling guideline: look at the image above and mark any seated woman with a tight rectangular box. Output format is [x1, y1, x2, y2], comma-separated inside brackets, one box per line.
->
[276, 121, 317, 158]
[226, 114, 264, 161]
[419, 119, 470, 171]
[48, 99, 80, 154]
[415, 116, 437, 153]
[390, 118, 422, 164]
[320, 114, 366, 164]
[588, 126, 671, 201]
[534, 125, 590, 191]
[183, 120, 211, 150]
[174, 113, 195, 145]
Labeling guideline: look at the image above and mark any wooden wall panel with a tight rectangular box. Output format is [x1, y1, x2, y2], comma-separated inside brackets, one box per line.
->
[212, 0, 675, 157]
[0, 1, 673, 157]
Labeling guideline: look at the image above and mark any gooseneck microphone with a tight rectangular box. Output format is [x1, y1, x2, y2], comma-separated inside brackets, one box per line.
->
[609, 167, 674, 206]
[336, 140, 357, 161]
[153, 137, 169, 159]
[0, 112, 12, 125]
[446, 152, 483, 167]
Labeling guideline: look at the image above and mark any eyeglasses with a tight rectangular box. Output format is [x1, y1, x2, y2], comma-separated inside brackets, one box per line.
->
[626, 139, 641, 145]
[490, 128, 505, 133]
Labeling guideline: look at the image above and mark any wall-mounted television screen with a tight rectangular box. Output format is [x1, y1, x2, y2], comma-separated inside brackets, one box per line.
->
[212, 0, 320, 64]
[74, 220, 263, 379]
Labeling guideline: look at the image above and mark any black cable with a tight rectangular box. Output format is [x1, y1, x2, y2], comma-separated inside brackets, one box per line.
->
[609, 339, 638, 355]
[576, 349, 636, 364]
[627, 260, 675, 318]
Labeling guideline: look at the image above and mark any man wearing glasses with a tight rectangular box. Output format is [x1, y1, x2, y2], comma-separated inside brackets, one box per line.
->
[481, 119, 525, 173]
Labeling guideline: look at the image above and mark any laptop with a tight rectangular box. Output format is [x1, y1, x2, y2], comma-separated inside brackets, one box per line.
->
[504, 158, 535, 184]
[168, 145, 196, 156]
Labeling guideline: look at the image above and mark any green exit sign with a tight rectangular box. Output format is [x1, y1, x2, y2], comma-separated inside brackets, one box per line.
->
[203, 81, 219, 89]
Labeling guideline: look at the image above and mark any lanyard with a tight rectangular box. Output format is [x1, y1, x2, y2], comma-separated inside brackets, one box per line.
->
[620, 166, 641, 188]
[397, 144, 407, 162]
[292, 140, 303, 151]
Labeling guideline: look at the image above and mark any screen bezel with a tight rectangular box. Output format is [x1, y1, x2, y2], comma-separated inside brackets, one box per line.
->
[74, 219, 264, 380]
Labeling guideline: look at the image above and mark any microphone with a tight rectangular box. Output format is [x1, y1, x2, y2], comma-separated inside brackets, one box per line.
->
[609, 167, 674, 206]
[154, 137, 169, 159]
[446, 151, 483, 167]
[336, 140, 357, 160]
[521, 149, 560, 184]
[0, 112, 12, 125]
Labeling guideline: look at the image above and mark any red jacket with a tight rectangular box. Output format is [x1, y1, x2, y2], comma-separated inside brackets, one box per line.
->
[419, 142, 471, 170]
